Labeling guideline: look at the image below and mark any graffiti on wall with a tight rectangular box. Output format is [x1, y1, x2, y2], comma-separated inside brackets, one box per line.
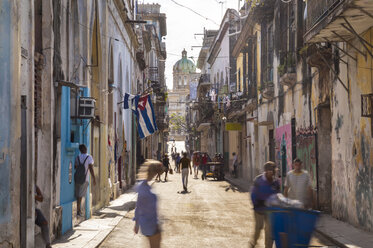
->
[275, 124, 292, 178]
[296, 126, 317, 189]
[354, 133, 373, 229]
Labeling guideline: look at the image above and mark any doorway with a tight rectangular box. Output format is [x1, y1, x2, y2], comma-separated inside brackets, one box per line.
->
[317, 105, 332, 212]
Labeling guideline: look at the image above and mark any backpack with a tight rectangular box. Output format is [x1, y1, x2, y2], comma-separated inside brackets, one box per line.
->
[74, 155, 89, 184]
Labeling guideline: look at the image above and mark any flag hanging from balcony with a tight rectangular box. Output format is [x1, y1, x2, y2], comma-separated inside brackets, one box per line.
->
[123, 93, 137, 110]
[133, 94, 158, 139]
[123, 93, 158, 138]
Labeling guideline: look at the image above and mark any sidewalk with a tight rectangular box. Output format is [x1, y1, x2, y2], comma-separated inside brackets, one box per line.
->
[52, 187, 138, 248]
[225, 175, 373, 248]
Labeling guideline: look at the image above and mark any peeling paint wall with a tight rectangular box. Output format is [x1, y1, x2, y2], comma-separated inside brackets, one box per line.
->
[327, 27, 373, 231]
[1, 0, 33, 246]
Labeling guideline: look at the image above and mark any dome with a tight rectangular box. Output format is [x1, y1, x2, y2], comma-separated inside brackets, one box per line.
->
[173, 49, 196, 74]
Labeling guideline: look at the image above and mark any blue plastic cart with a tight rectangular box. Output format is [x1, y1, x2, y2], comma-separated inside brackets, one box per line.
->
[267, 207, 320, 248]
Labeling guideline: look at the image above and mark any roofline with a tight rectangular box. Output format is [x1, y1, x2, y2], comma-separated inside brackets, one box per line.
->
[207, 9, 237, 64]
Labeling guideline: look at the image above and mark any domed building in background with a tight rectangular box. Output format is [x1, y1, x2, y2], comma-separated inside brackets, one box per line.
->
[168, 49, 199, 142]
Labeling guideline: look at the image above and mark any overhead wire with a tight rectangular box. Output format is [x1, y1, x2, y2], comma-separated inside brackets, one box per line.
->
[169, 0, 220, 26]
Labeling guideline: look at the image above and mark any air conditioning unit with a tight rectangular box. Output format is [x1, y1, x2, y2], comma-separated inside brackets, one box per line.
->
[78, 97, 96, 119]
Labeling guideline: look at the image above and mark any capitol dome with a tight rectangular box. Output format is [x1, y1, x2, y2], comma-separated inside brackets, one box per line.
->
[173, 49, 196, 74]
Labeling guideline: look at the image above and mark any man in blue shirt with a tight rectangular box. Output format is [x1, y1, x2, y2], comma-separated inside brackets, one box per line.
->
[134, 160, 162, 248]
[250, 161, 280, 248]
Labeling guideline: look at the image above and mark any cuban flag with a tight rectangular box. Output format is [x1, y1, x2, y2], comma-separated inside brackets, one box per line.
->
[133, 94, 158, 139]
[123, 93, 137, 110]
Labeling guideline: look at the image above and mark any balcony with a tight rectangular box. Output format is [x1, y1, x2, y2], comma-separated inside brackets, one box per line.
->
[149, 67, 159, 82]
[260, 81, 274, 100]
[278, 52, 297, 87]
[304, 0, 373, 43]
[196, 101, 214, 125]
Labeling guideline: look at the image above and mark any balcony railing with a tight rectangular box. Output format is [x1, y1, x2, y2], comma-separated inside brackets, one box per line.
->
[149, 67, 159, 81]
[278, 51, 297, 87]
[305, 0, 343, 32]
[259, 81, 274, 100]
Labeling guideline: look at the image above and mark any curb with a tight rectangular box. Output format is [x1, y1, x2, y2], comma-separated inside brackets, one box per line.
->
[224, 176, 250, 192]
[93, 192, 138, 248]
[94, 180, 156, 247]
[314, 229, 347, 248]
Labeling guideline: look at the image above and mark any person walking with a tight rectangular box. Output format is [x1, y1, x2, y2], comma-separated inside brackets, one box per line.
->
[179, 152, 192, 192]
[192, 152, 200, 179]
[176, 153, 181, 173]
[162, 154, 170, 182]
[35, 185, 52, 248]
[284, 158, 313, 208]
[201, 153, 208, 180]
[74, 144, 96, 217]
[134, 160, 163, 248]
[250, 161, 280, 248]
[232, 152, 238, 178]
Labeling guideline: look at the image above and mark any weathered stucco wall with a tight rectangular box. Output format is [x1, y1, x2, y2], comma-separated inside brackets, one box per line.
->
[328, 28, 373, 231]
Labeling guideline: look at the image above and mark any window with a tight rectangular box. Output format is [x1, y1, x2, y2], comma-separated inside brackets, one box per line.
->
[184, 76, 187, 85]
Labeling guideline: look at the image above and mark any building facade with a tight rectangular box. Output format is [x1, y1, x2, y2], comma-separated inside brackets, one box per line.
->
[195, 0, 373, 233]
[136, 3, 169, 160]
[169, 50, 199, 142]
[0, 0, 167, 246]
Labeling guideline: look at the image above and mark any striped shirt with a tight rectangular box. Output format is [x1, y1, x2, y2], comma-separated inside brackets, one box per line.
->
[285, 170, 311, 205]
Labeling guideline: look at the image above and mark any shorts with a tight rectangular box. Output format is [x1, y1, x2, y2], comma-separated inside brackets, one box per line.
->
[144, 225, 161, 237]
[75, 181, 89, 198]
[35, 208, 47, 227]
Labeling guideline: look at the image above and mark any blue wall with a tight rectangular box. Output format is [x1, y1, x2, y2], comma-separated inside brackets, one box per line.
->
[0, 0, 12, 225]
[60, 87, 91, 234]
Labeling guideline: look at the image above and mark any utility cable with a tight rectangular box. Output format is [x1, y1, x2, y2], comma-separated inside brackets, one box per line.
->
[169, 0, 220, 26]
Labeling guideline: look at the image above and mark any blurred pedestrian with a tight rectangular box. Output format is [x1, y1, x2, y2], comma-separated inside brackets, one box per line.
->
[201, 153, 208, 180]
[176, 153, 181, 173]
[134, 160, 163, 248]
[35, 185, 52, 248]
[162, 154, 170, 182]
[192, 152, 200, 179]
[250, 161, 280, 248]
[284, 158, 313, 208]
[180, 152, 192, 192]
[232, 152, 238, 178]
[218, 153, 224, 163]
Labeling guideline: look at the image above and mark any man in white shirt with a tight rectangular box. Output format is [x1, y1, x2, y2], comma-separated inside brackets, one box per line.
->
[75, 144, 96, 217]
[284, 158, 313, 208]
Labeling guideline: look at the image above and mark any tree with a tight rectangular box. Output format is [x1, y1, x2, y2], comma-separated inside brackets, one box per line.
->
[169, 113, 187, 133]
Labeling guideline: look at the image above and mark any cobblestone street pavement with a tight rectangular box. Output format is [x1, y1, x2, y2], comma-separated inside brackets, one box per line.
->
[100, 169, 335, 248]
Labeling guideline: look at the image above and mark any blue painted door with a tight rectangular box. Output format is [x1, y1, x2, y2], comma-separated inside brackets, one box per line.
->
[60, 87, 91, 234]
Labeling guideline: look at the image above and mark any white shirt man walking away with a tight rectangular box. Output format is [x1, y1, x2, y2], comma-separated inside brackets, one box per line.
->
[74, 144, 96, 217]
[179, 152, 192, 192]
[284, 158, 313, 208]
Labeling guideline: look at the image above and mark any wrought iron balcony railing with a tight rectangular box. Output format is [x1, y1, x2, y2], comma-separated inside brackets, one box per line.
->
[149, 67, 159, 82]
[305, 0, 343, 32]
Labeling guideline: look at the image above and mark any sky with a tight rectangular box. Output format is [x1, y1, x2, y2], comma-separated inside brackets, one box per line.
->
[142, 0, 243, 89]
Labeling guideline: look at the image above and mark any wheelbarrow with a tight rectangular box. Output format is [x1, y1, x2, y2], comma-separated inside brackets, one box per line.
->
[267, 207, 320, 248]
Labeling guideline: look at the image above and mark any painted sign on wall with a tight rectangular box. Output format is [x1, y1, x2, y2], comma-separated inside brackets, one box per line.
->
[275, 124, 292, 178]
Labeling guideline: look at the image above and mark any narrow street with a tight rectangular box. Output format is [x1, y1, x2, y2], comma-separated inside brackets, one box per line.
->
[100, 164, 333, 248]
